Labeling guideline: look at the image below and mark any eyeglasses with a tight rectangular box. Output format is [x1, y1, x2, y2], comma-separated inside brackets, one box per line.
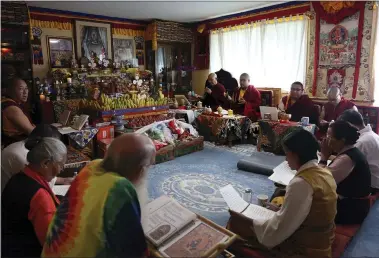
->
[290, 88, 303, 92]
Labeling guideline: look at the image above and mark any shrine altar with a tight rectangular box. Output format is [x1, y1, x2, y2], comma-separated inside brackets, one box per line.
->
[196, 114, 251, 146]
[257, 120, 316, 154]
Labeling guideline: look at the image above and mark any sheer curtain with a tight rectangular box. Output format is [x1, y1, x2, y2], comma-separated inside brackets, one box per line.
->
[210, 18, 308, 90]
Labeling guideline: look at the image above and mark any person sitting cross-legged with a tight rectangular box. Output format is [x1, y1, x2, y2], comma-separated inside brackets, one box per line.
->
[228, 129, 337, 258]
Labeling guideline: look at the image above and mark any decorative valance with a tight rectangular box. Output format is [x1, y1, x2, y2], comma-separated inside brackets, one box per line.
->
[312, 1, 366, 24]
[145, 22, 158, 51]
[198, 1, 310, 33]
[29, 6, 146, 36]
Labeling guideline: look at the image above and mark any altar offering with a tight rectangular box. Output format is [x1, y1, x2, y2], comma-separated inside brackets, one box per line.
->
[228, 109, 234, 116]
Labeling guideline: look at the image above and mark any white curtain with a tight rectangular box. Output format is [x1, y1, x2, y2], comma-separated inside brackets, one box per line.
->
[210, 18, 308, 91]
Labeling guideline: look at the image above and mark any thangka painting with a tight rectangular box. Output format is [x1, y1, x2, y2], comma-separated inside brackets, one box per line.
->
[319, 13, 359, 67]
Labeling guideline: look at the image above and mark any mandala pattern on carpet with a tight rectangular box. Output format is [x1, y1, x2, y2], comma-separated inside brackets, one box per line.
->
[161, 173, 246, 213]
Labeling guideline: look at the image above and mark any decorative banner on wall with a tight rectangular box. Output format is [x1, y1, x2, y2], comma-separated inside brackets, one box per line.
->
[134, 36, 144, 50]
[319, 19, 358, 66]
[327, 69, 346, 89]
[31, 27, 43, 65]
[311, 1, 366, 99]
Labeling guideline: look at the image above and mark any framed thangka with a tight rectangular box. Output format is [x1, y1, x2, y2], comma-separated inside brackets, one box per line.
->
[74, 20, 112, 61]
[112, 38, 135, 63]
[319, 14, 359, 67]
[47, 37, 74, 68]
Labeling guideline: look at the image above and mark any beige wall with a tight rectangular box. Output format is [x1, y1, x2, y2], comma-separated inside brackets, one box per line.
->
[33, 28, 145, 80]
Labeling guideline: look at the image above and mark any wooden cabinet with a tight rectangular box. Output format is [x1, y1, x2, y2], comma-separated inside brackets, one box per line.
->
[146, 41, 192, 95]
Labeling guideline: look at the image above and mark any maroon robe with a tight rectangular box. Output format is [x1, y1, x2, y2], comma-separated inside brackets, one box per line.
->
[203, 83, 228, 110]
[323, 97, 355, 122]
[232, 85, 261, 121]
[282, 95, 319, 125]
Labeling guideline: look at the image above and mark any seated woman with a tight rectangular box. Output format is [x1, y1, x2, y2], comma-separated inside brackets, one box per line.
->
[1, 137, 67, 257]
[228, 129, 337, 258]
[1, 124, 73, 192]
[2, 78, 35, 147]
[279, 81, 319, 125]
[320, 120, 371, 224]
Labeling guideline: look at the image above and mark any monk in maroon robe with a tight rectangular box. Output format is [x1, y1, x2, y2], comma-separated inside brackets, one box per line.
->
[229, 73, 261, 121]
[320, 87, 357, 122]
[279, 81, 319, 125]
[199, 73, 228, 110]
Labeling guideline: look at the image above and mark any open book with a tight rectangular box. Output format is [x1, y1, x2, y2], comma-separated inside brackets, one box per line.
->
[57, 114, 89, 134]
[142, 196, 230, 257]
[51, 110, 71, 128]
[220, 185, 275, 221]
[269, 159, 332, 186]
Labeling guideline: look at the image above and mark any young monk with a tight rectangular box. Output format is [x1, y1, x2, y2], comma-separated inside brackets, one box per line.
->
[228, 129, 337, 258]
[279, 82, 319, 125]
[228, 73, 261, 121]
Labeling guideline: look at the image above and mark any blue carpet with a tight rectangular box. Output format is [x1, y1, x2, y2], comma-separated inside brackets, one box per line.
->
[148, 145, 275, 226]
[149, 145, 379, 257]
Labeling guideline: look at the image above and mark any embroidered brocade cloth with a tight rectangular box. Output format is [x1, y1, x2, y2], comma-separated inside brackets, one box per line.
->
[67, 127, 98, 148]
[258, 120, 316, 154]
[196, 114, 251, 141]
[53, 99, 81, 122]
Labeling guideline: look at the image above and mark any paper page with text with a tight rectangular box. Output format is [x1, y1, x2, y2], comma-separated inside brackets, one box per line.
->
[268, 161, 296, 186]
[220, 185, 249, 213]
[142, 196, 197, 246]
[242, 203, 275, 221]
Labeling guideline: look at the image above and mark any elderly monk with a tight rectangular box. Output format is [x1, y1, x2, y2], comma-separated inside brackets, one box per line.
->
[229, 73, 261, 121]
[320, 87, 357, 123]
[198, 73, 228, 110]
[279, 81, 319, 125]
[42, 134, 156, 258]
[2, 78, 35, 147]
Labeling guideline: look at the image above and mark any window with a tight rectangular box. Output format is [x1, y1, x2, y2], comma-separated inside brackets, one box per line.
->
[210, 18, 308, 90]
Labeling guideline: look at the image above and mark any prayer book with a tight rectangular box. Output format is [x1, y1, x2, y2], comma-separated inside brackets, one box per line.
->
[51, 110, 71, 128]
[52, 185, 70, 196]
[220, 185, 275, 221]
[269, 159, 332, 186]
[142, 195, 236, 257]
[57, 114, 89, 134]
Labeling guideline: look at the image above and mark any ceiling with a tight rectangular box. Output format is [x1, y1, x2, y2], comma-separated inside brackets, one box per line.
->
[28, 1, 288, 23]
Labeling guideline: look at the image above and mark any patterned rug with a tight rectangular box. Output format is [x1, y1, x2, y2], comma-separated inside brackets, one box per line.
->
[148, 143, 275, 226]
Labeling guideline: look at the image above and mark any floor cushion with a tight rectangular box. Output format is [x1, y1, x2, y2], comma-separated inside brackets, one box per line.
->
[333, 233, 351, 258]
[335, 224, 360, 238]
[237, 152, 285, 176]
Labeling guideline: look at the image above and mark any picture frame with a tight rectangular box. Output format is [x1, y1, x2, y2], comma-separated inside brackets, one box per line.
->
[112, 36, 135, 64]
[47, 36, 74, 68]
[74, 20, 112, 61]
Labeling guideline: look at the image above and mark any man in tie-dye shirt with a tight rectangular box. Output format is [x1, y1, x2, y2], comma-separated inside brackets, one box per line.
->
[42, 134, 156, 257]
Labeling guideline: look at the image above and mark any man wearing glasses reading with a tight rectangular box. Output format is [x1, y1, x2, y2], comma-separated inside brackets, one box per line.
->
[278, 82, 319, 125]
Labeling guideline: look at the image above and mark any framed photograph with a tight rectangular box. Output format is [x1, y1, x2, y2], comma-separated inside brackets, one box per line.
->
[74, 20, 112, 61]
[47, 37, 74, 68]
[112, 37, 135, 63]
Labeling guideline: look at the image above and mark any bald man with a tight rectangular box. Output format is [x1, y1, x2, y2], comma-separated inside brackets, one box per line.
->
[229, 73, 261, 121]
[42, 134, 156, 258]
[2, 78, 35, 147]
[200, 73, 228, 110]
[320, 87, 357, 123]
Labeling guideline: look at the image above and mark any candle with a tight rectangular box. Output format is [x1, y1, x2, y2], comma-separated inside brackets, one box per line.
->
[39, 94, 45, 101]
[67, 78, 72, 84]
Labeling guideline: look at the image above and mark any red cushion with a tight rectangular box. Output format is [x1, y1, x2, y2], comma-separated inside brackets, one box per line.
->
[332, 233, 351, 258]
[370, 193, 379, 206]
[335, 224, 360, 237]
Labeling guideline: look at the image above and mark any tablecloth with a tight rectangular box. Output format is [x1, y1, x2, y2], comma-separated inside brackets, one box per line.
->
[196, 114, 251, 142]
[67, 127, 98, 148]
[258, 120, 316, 154]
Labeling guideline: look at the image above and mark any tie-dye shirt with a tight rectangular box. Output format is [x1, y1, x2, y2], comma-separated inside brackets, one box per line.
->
[42, 160, 147, 257]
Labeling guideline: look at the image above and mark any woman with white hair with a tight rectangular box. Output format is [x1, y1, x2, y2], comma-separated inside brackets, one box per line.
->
[2, 137, 67, 257]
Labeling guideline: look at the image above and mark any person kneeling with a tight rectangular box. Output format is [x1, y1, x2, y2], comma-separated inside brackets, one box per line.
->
[228, 129, 337, 258]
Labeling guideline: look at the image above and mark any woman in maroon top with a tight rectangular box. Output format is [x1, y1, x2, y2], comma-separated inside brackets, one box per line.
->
[2, 137, 67, 257]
